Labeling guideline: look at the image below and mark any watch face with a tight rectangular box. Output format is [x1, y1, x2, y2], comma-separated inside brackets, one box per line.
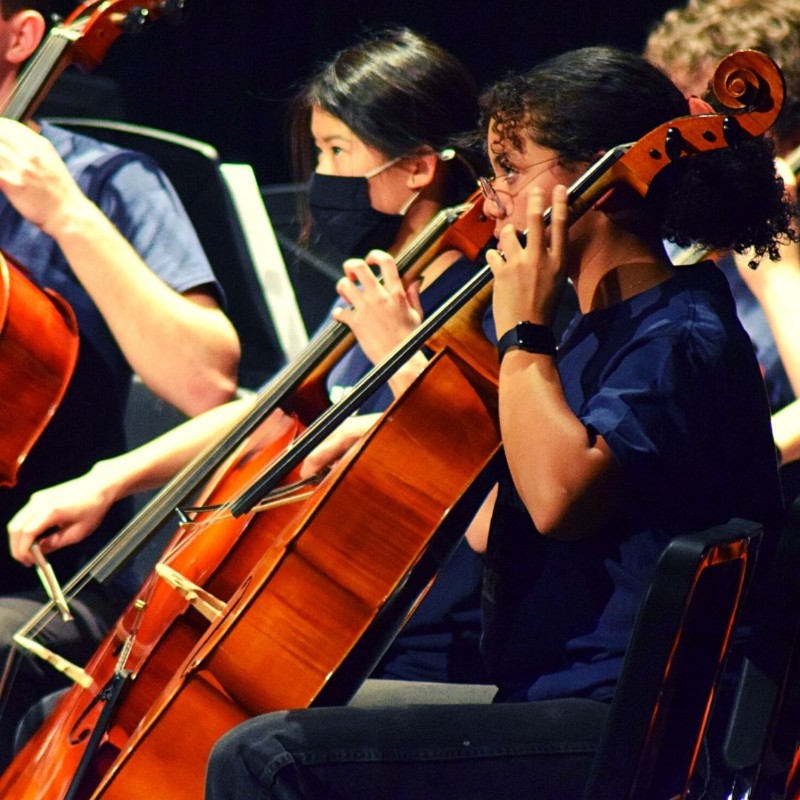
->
[498, 322, 556, 363]
[516, 323, 556, 351]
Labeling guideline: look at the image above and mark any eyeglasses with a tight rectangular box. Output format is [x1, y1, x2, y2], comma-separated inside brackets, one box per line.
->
[478, 157, 559, 215]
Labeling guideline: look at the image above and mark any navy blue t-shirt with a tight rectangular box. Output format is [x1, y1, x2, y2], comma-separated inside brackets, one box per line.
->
[482, 263, 783, 703]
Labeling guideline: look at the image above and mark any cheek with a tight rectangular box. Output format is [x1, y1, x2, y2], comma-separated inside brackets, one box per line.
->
[367, 175, 406, 215]
[509, 203, 529, 231]
[497, 197, 529, 233]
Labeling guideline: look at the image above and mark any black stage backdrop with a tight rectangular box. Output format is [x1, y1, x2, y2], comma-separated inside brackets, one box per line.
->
[45, 0, 682, 186]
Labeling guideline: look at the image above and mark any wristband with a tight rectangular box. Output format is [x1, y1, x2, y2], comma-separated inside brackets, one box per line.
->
[497, 322, 557, 364]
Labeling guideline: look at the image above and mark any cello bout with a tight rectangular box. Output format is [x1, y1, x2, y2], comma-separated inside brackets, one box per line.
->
[0, 252, 79, 487]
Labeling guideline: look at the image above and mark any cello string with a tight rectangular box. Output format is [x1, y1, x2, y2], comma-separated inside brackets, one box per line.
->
[176, 469, 330, 518]
[47, 199, 480, 591]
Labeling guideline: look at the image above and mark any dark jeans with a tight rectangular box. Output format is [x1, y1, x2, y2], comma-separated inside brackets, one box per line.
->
[205, 696, 609, 800]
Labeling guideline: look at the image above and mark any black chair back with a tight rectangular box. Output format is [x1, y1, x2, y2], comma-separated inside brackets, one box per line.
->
[584, 518, 763, 800]
[44, 117, 297, 389]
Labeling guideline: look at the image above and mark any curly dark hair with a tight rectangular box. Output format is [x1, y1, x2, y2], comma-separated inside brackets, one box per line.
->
[479, 46, 797, 265]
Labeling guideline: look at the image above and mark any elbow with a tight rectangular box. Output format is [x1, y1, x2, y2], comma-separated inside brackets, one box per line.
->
[517, 476, 569, 538]
[517, 439, 621, 541]
[187, 377, 238, 415]
[533, 513, 595, 542]
[526, 489, 585, 541]
[523, 480, 618, 542]
[180, 339, 242, 416]
[185, 364, 240, 416]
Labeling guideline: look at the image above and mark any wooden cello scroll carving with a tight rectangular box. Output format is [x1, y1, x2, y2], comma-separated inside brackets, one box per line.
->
[569, 49, 785, 220]
[711, 49, 785, 134]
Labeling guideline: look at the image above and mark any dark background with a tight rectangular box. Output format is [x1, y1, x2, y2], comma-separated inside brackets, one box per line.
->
[44, 0, 682, 187]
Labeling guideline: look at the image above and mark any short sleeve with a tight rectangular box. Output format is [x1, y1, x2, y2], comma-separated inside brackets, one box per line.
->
[80, 150, 223, 302]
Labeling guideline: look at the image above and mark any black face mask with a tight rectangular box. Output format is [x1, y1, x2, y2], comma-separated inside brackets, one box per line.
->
[308, 173, 404, 264]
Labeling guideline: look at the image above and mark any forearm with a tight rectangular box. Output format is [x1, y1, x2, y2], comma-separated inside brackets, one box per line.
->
[386, 352, 429, 398]
[499, 351, 620, 539]
[93, 397, 254, 501]
[45, 196, 240, 414]
[464, 484, 498, 554]
[773, 400, 800, 466]
[753, 274, 800, 397]
[734, 254, 800, 397]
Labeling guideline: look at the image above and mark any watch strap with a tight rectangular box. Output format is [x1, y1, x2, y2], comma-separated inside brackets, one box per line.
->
[497, 322, 557, 363]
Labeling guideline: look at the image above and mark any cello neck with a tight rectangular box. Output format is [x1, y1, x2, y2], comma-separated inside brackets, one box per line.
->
[2, 0, 182, 123]
[2, 24, 74, 122]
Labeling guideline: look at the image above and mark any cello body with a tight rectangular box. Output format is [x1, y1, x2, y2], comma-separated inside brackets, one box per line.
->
[0, 308, 501, 798]
[0, 175, 495, 797]
[0, 252, 78, 488]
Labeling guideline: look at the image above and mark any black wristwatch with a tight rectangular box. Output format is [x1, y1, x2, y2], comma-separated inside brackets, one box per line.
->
[497, 322, 557, 364]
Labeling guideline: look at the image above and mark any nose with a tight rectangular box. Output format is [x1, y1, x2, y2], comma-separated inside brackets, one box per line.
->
[315, 152, 334, 175]
[481, 193, 507, 221]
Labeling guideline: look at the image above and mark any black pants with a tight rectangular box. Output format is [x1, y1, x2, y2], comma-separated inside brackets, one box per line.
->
[205, 695, 609, 800]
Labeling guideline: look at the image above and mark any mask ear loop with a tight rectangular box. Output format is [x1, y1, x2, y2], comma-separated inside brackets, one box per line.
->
[379, 149, 460, 215]
[363, 157, 401, 179]
[397, 149, 457, 215]
[398, 188, 422, 216]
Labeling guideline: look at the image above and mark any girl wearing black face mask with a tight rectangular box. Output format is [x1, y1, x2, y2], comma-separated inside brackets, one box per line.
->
[306, 156, 409, 267]
[290, 26, 488, 408]
[289, 28, 496, 689]
[291, 27, 481, 264]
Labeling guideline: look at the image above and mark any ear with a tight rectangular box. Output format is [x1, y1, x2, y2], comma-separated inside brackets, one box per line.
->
[4, 10, 46, 66]
[405, 152, 439, 191]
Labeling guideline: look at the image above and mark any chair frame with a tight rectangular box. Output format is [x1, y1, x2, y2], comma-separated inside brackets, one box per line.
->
[584, 518, 763, 800]
[719, 498, 800, 800]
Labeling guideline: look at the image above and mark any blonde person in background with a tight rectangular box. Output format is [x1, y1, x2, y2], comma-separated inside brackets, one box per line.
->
[646, 0, 800, 497]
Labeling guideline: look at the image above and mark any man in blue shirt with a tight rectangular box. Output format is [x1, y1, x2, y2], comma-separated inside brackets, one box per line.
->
[0, 0, 240, 771]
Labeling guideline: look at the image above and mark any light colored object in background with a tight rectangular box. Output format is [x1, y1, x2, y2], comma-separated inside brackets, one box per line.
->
[219, 162, 308, 360]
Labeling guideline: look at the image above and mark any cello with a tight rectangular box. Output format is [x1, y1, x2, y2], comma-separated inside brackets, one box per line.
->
[0, 48, 786, 800]
[0, 260, 77, 488]
[0, 181, 496, 796]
